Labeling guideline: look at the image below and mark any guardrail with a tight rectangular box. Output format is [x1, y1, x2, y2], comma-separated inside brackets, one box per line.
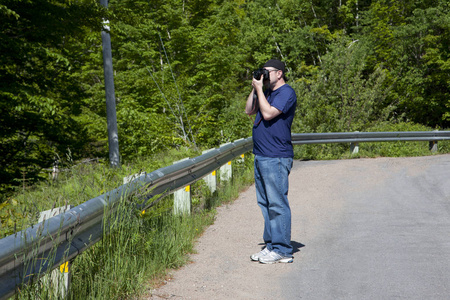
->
[1, 131, 449, 299]
[291, 131, 449, 145]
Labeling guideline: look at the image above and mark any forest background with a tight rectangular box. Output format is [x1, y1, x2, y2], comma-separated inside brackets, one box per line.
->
[1, 0, 449, 200]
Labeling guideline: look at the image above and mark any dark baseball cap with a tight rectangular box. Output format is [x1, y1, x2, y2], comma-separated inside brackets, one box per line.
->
[263, 59, 285, 73]
[263, 59, 287, 81]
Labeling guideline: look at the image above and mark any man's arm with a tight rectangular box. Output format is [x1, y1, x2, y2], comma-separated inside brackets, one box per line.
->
[245, 88, 258, 115]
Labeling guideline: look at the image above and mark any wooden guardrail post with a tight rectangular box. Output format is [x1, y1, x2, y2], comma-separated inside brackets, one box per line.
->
[38, 206, 72, 298]
[173, 158, 191, 215]
[220, 161, 232, 181]
[202, 149, 217, 193]
[219, 143, 232, 182]
[350, 142, 359, 155]
[234, 139, 246, 164]
[429, 140, 438, 152]
[429, 131, 439, 152]
[350, 131, 359, 155]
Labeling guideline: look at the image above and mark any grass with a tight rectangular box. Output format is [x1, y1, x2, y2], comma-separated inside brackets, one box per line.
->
[9, 149, 255, 299]
[67, 203, 213, 299]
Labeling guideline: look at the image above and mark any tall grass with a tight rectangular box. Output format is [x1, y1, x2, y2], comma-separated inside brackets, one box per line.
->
[12, 150, 254, 299]
[68, 200, 213, 299]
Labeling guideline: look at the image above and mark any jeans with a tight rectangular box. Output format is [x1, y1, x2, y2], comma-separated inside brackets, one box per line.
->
[254, 155, 293, 257]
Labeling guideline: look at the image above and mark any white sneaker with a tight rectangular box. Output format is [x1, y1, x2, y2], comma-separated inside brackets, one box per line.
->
[250, 247, 270, 261]
[258, 251, 293, 264]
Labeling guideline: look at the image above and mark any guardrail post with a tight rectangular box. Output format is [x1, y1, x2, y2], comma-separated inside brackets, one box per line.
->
[234, 139, 246, 164]
[428, 130, 439, 152]
[202, 149, 217, 193]
[350, 131, 359, 155]
[219, 143, 232, 182]
[350, 142, 359, 155]
[220, 161, 232, 181]
[38, 205, 72, 298]
[429, 140, 438, 152]
[173, 158, 191, 215]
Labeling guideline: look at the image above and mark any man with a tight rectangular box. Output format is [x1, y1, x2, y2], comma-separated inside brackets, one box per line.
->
[245, 59, 297, 264]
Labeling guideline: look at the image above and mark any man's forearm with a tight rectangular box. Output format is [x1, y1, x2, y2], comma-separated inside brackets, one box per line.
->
[256, 88, 282, 120]
[245, 89, 258, 115]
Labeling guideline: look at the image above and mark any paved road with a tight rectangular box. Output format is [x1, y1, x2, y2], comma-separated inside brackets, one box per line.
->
[148, 155, 450, 300]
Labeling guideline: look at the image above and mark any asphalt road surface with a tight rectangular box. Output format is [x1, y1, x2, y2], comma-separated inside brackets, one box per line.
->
[147, 154, 450, 300]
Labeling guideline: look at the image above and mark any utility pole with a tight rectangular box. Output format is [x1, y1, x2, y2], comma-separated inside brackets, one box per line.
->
[100, 0, 120, 167]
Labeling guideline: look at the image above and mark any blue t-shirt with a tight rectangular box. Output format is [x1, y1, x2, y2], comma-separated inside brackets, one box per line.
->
[252, 84, 297, 158]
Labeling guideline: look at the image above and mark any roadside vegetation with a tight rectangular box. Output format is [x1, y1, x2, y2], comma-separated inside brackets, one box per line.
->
[9, 151, 254, 299]
[1, 0, 449, 298]
[2, 0, 449, 198]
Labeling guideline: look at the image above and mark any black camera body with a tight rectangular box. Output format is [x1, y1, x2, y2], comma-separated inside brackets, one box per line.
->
[253, 68, 269, 80]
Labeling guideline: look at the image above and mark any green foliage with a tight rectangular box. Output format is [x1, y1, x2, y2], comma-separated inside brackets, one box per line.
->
[292, 36, 395, 134]
[1, 0, 449, 196]
[358, 0, 450, 128]
[0, 199, 29, 237]
[392, 3, 450, 127]
[0, 0, 104, 196]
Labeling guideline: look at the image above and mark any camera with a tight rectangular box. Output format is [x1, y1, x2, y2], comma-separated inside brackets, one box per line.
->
[253, 68, 269, 80]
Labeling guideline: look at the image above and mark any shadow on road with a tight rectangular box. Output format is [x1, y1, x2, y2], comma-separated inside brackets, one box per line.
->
[292, 240, 305, 254]
[257, 240, 305, 254]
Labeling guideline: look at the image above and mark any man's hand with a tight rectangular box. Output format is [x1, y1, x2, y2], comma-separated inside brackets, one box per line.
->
[252, 75, 264, 91]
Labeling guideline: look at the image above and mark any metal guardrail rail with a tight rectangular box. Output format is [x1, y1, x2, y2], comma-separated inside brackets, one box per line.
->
[1, 131, 449, 299]
[291, 131, 450, 145]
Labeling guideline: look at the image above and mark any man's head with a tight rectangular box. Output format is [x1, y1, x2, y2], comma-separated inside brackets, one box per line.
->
[263, 59, 287, 90]
[263, 59, 285, 74]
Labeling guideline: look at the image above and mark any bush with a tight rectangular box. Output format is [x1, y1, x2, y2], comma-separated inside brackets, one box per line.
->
[294, 122, 449, 160]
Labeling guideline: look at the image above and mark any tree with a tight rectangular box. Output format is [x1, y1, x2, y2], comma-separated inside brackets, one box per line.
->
[292, 37, 394, 133]
[0, 0, 103, 196]
[393, 2, 450, 127]
[358, 0, 450, 127]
